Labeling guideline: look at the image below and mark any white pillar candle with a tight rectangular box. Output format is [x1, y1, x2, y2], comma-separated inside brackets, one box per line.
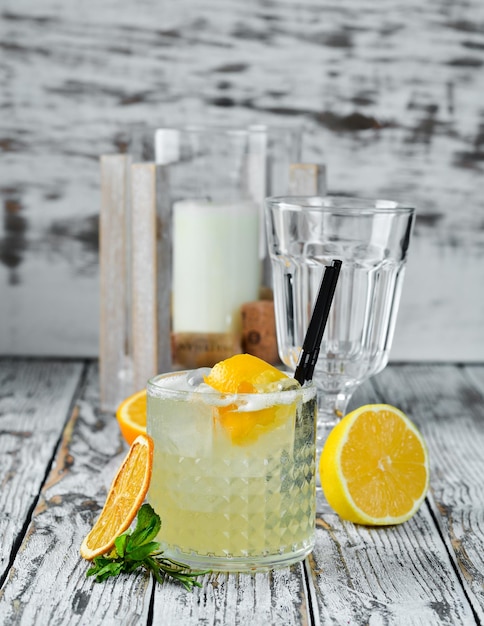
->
[172, 199, 261, 334]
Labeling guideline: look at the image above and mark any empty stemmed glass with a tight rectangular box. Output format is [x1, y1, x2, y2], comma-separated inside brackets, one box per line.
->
[265, 196, 415, 451]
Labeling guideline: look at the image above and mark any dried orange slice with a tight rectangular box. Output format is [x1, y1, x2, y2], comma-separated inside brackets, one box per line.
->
[80, 434, 154, 560]
[116, 389, 146, 445]
[320, 404, 429, 525]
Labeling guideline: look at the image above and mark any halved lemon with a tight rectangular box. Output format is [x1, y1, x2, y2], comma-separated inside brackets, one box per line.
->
[80, 434, 154, 560]
[320, 404, 429, 525]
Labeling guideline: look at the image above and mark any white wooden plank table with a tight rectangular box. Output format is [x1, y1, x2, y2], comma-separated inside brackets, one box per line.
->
[0, 359, 483, 625]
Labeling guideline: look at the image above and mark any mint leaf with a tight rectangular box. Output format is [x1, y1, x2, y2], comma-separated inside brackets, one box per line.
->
[84, 504, 209, 590]
[114, 533, 128, 558]
[87, 559, 124, 582]
[127, 541, 160, 561]
[129, 504, 161, 546]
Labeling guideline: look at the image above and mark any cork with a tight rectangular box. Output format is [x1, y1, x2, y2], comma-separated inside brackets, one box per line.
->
[241, 300, 280, 365]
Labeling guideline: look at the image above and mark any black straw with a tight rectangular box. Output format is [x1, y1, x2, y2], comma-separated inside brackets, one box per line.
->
[293, 259, 342, 385]
[285, 273, 295, 345]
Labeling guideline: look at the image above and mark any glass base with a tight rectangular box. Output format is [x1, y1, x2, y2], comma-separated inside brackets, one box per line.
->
[159, 539, 314, 573]
[315, 411, 345, 490]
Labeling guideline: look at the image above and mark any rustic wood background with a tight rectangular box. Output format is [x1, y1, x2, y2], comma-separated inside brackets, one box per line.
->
[1, 0, 483, 361]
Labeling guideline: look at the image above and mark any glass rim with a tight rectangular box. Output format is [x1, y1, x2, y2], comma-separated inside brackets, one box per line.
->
[266, 195, 416, 215]
[147, 370, 316, 404]
[155, 123, 302, 138]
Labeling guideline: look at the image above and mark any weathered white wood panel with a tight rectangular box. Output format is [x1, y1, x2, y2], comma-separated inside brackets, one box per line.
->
[0, 361, 312, 625]
[151, 567, 311, 625]
[310, 366, 479, 625]
[99, 154, 132, 411]
[311, 508, 475, 625]
[1, 360, 484, 624]
[1, 0, 484, 360]
[131, 162, 172, 393]
[371, 364, 484, 623]
[0, 362, 154, 625]
[0, 359, 83, 583]
[0, 360, 314, 624]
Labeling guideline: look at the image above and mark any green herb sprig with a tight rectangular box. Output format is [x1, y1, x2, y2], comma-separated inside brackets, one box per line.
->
[86, 504, 209, 590]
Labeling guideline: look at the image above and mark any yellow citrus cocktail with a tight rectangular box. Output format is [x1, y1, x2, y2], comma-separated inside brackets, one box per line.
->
[147, 354, 317, 572]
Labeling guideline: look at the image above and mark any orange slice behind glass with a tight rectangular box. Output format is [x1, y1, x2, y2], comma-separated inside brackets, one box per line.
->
[116, 390, 147, 445]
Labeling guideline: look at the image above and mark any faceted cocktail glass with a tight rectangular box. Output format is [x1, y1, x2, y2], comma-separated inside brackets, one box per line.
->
[146, 370, 317, 572]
